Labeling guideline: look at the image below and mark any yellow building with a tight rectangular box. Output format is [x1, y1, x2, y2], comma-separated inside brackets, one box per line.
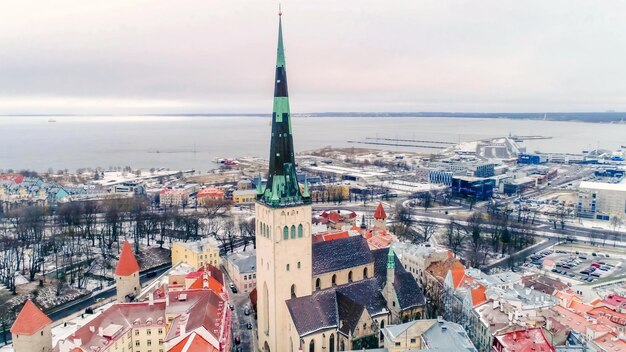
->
[233, 189, 257, 204]
[171, 237, 221, 270]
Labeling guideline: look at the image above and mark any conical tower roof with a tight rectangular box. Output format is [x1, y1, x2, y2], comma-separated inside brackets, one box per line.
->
[10, 299, 52, 335]
[374, 202, 387, 220]
[115, 240, 140, 276]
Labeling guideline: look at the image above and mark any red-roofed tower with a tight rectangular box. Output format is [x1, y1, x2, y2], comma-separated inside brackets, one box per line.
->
[10, 299, 52, 352]
[373, 202, 387, 231]
[115, 240, 141, 303]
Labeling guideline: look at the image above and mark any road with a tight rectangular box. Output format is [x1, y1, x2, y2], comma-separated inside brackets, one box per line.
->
[222, 268, 257, 352]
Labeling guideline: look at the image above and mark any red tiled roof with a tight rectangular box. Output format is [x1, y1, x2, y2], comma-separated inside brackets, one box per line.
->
[197, 188, 224, 199]
[374, 202, 387, 220]
[115, 241, 140, 276]
[10, 299, 52, 335]
[495, 328, 555, 352]
[327, 212, 345, 223]
[169, 332, 218, 352]
[0, 174, 24, 184]
[602, 294, 626, 309]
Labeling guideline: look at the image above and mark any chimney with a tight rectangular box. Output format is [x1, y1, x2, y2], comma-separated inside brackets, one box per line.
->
[149, 290, 154, 306]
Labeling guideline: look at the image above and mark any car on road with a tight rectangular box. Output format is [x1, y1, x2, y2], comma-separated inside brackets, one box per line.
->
[246, 322, 253, 330]
[244, 308, 250, 316]
[234, 335, 241, 345]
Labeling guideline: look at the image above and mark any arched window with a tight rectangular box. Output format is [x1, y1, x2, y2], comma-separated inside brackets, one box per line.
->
[309, 339, 315, 352]
[331, 274, 337, 286]
[291, 284, 296, 298]
[291, 225, 296, 239]
[363, 267, 368, 279]
[348, 271, 353, 283]
[315, 278, 321, 290]
[286, 264, 290, 271]
[297, 261, 301, 269]
[283, 226, 289, 240]
[298, 224, 303, 237]
[329, 334, 335, 352]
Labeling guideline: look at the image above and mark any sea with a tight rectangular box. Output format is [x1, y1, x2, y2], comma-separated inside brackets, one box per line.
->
[1, 115, 625, 173]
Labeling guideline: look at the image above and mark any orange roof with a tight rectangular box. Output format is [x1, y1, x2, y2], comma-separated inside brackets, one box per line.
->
[188, 275, 223, 293]
[471, 284, 487, 306]
[10, 300, 52, 335]
[450, 262, 468, 288]
[374, 202, 387, 220]
[312, 231, 350, 243]
[115, 241, 140, 276]
[169, 331, 218, 352]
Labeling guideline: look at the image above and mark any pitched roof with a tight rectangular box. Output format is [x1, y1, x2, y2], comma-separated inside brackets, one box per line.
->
[494, 328, 555, 352]
[373, 202, 387, 220]
[312, 235, 373, 275]
[10, 299, 52, 335]
[287, 278, 390, 337]
[337, 292, 366, 335]
[169, 331, 218, 352]
[470, 284, 487, 307]
[115, 241, 140, 276]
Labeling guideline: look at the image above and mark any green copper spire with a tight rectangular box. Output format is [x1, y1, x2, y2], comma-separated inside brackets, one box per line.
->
[276, 14, 285, 68]
[387, 247, 395, 270]
[256, 173, 264, 195]
[258, 10, 311, 208]
[302, 174, 310, 198]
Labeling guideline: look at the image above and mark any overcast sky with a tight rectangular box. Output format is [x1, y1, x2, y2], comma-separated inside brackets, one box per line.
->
[1, 1, 625, 114]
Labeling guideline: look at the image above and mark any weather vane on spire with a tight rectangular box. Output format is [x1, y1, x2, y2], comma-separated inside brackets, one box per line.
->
[279, 3, 282, 17]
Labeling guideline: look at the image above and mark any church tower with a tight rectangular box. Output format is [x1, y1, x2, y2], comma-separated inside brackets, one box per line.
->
[255, 10, 313, 352]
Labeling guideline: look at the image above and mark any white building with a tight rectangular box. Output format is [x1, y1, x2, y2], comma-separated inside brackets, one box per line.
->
[577, 181, 626, 221]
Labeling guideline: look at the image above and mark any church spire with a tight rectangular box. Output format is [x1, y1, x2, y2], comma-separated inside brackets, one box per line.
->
[258, 10, 310, 208]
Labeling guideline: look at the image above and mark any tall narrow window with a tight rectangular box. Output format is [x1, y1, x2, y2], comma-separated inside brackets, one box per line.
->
[315, 278, 321, 290]
[286, 264, 290, 271]
[332, 274, 337, 286]
[298, 224, 303, 237]
[363, 267, 368, 279]
[329, 334, 335, 352]
[291, 225, 296, 239]
[348, 271, 353, 283]
[291, 284, 296, 298]
[309, 339, 315, 352]
[283, 226, 289, 240]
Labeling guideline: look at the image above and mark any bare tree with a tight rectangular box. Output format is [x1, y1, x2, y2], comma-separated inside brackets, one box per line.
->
[415, 220, 440, 244]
